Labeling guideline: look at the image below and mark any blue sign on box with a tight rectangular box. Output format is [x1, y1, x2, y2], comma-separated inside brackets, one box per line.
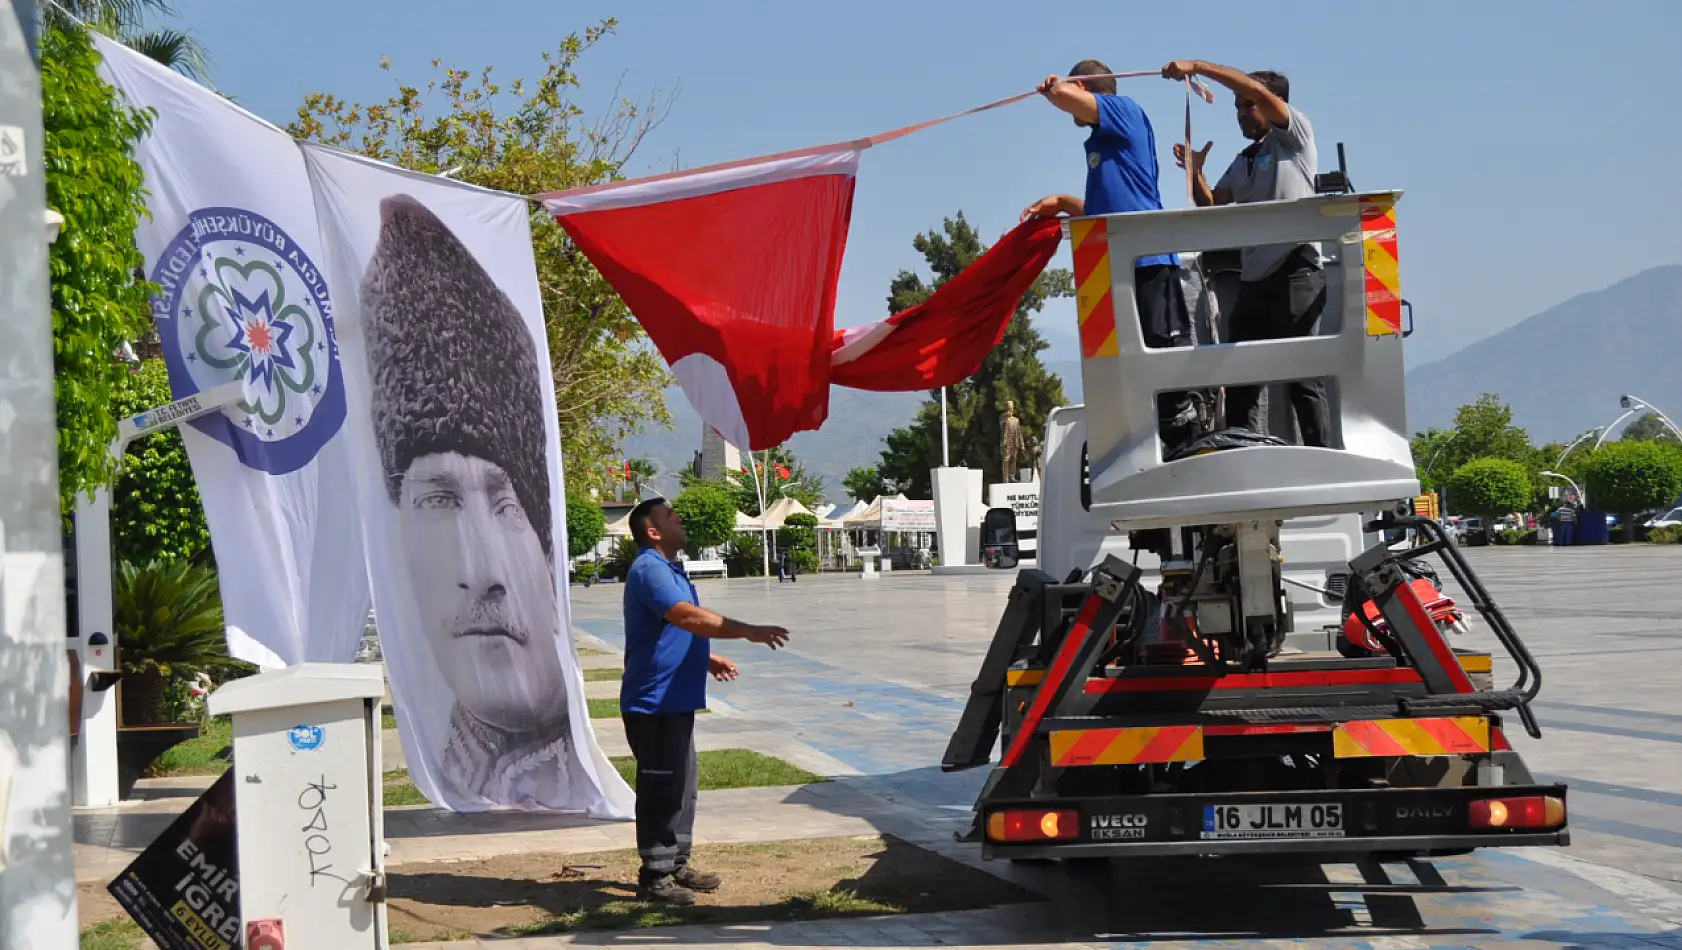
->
[287, 725, 325, 751]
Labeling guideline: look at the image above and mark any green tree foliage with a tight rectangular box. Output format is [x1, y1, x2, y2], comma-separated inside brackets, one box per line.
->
[43, 20, 157, 515]
[626, 458, 658, 498]
[875, 214, 1071, 496]
[777, 512, 820, 574]
[842, 465, 891, 503]
[110, 361, 210, 565]
[1411, 394, 1543, 510]
[1620, 412, 1680, 444]
[683, 445, 824, 515]
[50, 1, 212, 81]
[564, 491, 606, 558]
[1447, 459, 1532, 520]
[289, 19, 675, 485]
[1583, 442, 1682, 527]
[671, 484, 737, 551]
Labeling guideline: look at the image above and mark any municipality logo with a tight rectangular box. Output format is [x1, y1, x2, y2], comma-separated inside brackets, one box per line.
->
[151, 207, 345, 475]
[287, 724, 325, 751]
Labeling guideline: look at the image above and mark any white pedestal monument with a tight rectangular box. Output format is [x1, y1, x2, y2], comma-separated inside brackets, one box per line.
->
[931, 467, 985, 569]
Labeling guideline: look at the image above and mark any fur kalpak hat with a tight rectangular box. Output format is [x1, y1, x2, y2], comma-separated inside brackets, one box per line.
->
[361, 194, 552, 558]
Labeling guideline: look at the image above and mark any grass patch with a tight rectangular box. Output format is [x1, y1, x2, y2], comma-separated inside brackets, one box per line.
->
[578, 647, 611, 657]
[582, 666, 623, 682]
[79, 918, 145, 950]
[382, 768, 431, 807]
[587, 697, 620, 719]
[385, 836, 1034, 941]
[382, 709, 398, 730]
[610, 748, 824, 791]
[144, 716, 231, 777]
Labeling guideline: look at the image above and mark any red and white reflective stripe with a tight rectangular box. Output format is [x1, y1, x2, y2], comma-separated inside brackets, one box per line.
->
[1000, 595, 1104, 768]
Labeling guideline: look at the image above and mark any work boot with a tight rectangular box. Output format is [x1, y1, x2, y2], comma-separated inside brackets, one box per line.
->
[639, 874, 696, 905]
[673, 865, 721, 892]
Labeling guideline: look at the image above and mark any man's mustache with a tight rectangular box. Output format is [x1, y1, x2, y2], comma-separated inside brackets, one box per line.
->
[453, 624, 527, 646]
[451, 601, 532, 646]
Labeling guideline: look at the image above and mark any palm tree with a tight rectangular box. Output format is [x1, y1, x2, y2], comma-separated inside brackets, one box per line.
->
[49, 0, 212, 82]
[627, 458, 658, 499]
[113, 559, 234, 724]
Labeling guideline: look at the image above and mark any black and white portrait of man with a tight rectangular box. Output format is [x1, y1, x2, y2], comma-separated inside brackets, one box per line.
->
[361, 193, 584, 807]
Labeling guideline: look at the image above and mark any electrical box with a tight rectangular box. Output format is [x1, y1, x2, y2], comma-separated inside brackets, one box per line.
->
[208, 663, 388, 950]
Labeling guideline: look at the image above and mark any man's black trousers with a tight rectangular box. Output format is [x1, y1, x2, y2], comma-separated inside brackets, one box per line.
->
[622, 711, 698, 883]
[1224, 250, 1332, 447]
[1135, 263, 1200, 451]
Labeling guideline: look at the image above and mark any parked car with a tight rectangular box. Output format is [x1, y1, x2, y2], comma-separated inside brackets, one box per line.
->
[1646, 507, 1682, 529]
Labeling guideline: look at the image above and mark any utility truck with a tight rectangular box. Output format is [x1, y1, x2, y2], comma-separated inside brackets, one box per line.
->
[944, 187, 1567, 861]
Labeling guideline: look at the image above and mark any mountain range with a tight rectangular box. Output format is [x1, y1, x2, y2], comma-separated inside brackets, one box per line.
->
[1404, 264, 1682, 442]
[623, 265, 1682, 498]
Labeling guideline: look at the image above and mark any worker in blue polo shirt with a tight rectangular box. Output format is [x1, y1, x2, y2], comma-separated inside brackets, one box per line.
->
[1023, 58, 1203, 452]
[620, 496, 790, 904]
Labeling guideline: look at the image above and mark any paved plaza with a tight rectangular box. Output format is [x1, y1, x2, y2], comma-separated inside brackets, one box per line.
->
[76, 546, 1682, 947]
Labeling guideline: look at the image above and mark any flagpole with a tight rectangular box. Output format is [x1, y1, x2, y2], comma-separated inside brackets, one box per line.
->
[940, 387, 950, 467]
[757, 450, 770, 578]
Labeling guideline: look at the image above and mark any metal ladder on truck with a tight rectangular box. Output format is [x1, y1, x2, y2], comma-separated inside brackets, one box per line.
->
[943, 191, 1567, 860]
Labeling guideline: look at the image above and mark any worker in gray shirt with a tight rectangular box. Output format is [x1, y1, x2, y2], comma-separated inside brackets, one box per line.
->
[1162, 60, 1329, 447]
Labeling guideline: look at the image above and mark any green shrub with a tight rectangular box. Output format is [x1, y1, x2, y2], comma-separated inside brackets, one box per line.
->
[671, 484, 737, 551]
[1490, 528, 1538, 546]
[778, 512, 820, 574]
[599, 537, 639, 581]
[1447, 459, 1531, 520]
[564, 491, 606, 558]
[1649, 525, 1682, 544]
[572, 560, 600, 584]
[110, 361, 210, 565]
[1584, 443, 1682, 540]
[723, 534, 764, 577]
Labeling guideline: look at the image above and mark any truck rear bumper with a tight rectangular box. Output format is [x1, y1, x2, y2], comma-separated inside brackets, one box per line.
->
[980, 784, 1569, 860]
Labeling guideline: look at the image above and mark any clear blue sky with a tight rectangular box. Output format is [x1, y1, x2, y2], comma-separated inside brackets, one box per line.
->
[175, 0, 1680, 365]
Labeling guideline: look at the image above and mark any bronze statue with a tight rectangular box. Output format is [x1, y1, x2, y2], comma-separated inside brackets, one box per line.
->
[1001, 400, 1026, 483]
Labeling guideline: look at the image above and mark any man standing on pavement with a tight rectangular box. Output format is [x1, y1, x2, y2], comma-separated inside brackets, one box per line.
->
[1163, 60, 1330, 447]
[621, 497, 791, 904]
[1022, 59, 1204, 452]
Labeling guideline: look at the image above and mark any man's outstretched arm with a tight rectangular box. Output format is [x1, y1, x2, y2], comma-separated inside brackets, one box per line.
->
[1162, 60, 1290, 128]
[664, 602, 789, 648]
[1037, 74, 1100, 125]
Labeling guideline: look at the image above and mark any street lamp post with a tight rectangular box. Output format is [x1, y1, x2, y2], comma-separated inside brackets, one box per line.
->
[1539, 471, 1584, 508]
[1555, 427, 1603, 468]
[1619, 393, 1682, 443]
[1592, 407, 1642, 451]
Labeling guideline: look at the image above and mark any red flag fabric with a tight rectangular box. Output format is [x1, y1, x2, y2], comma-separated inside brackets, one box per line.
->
[829, 217, 1063, 392]
[545, 149, 860, 450]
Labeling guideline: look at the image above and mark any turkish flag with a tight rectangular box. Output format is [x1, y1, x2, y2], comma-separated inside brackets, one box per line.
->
[830, 217, 1063, 391]
[544, 149, 860, 450]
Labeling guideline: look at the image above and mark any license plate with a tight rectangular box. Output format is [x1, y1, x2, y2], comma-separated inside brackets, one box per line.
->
[1201, 802, 1344, 840]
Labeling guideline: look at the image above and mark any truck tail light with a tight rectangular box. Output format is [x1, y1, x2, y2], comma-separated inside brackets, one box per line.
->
[985, 808, 1078, 842]
[1469, 796, 1565, 830]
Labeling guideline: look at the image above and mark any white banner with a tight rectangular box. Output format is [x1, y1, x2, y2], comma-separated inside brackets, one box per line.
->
[95, 38, 370, 668]
[302, 146, 632, 817]
[880, 498, 936, 532]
